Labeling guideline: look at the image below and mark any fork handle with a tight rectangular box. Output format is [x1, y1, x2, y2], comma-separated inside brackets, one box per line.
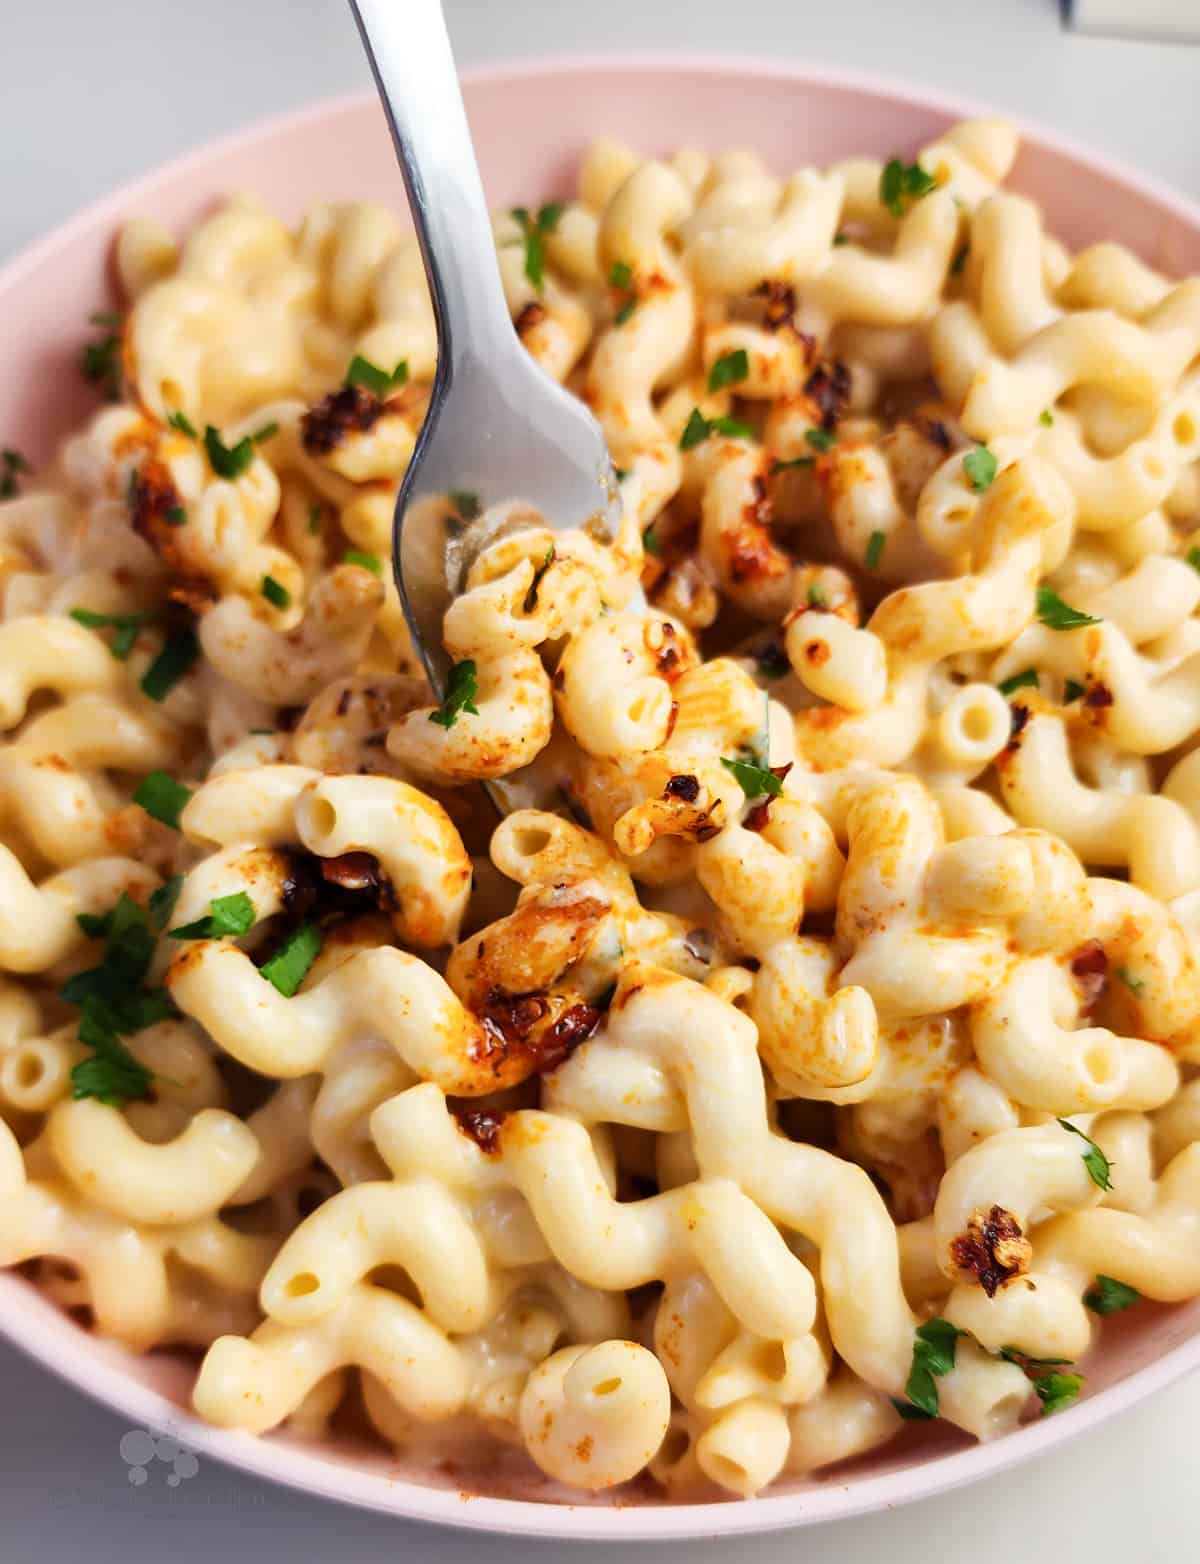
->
[348, 0, 516, 380]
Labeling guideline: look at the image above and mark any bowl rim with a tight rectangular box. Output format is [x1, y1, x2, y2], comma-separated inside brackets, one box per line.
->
[2, 49, 1199, 1541]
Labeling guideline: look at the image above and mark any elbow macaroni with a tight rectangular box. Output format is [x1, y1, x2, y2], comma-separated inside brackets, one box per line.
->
[5, 113, 1200, 1503]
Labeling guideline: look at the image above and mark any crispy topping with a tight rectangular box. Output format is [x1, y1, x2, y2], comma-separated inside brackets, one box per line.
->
[515, 301, 548, 336]
[301, 384, 387, 455]
[663, 773, 701, 803]
[1069, 940, 1108, 1011]
[804, 360, 852, 430]
[951, 1205, 1031, 1296]
[759, 281, 798, 332]
[1083, 681, 1114, 710]
[453, 1105, 508, 1154]
[477, 989, 602, 1076]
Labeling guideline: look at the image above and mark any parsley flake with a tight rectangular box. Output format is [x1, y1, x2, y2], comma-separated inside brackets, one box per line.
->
[523, 545, 555, 613]
[449, 490, 481, 522]
[1115, 966, 1145, 995]
[261, 575, 290, 609]
[308, 504, 323, 535]
[167, 410, 197, 438]
[1056, 1118, 1114, 1191]
[708, 349, 750, 393]
[203, 425, 255, 480]
[140, 627, 200, 701]
[643, 525, 660, 556]
[903, 1317, 965, 1419]
[963, 445, 998, 492]
[260, 922, 322, 997]
[679, 409, 754, 450]
[608, 259, 633, 290]
[512, 203, 564, 293]
[1063, 679, 1086, 703]
[1186, 546, 1200, 575]
[344, 354, 409, 398]
[169, 891, 256, 941]
[865, 529, 886, 571]
[132, 771, 192, 830]
[805, 427, 835, 453]
[720, 756, 784, 800]
[807, 582, 828, 609]
[770, 455, 815, 474]
[1039, 409, 1054, 427]
[1036, 586, 1101, 631]
[1084, 1275, 1140, 1315]
[70, 607, 147, 661]
[429, 659, 480, 730]
[879, 158, 937, 218]
[1033, 1373, 1083, 1417]
[998, 669, 1039, 697]
[148, 875, 184, 931]
[0, 448, 32, 500]
[342, 548, 382, 576]
[81, 310, 124, 400]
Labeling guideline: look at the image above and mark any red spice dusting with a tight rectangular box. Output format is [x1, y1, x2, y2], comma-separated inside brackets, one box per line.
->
[950, 1205, 1031, 1297]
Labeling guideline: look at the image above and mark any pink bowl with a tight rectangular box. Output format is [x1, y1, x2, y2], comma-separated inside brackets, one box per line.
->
[2, 54, 1199, 1541]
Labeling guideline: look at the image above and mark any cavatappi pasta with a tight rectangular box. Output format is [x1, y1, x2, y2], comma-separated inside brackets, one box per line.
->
[3, 116, 1200, 1501]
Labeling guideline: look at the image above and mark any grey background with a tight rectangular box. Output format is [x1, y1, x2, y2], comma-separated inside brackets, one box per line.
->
[2, 0, 1199, 1559]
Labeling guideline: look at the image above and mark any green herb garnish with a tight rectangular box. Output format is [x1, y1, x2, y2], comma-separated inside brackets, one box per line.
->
[261, 575, 290, 609]
[1115, 966, 1144, 995]
[167, 410, 197, 438]
[203, 425, 255, 480]
[523, 545, 555, 613]
[1036, 586, 1101, 631]
[708, 349, 750, 393]
[132, 771, 192, 830]
[307, 504, 323, 535]
[429, 659, 480, 730]
[1084, 1275, 1140, 1315]
[69, 607, 147, 661]
[81, 310, 123, 400]
[963, 445, 998, 492]
[1039, 409, 1054, 427]
[1056, 1118, 1114, 1191]
[148, 875, 184, 931]
[807, 583, 828, 609]
[169, 891, 256, 941]
[998, 669, 1039, 697]
[512, 203, 564, 292]
[679, 408, 754, 450]
[140, 627, 200, 701]
[342, 548, 382, 575]
[1063, 679, 1086, 703]
[165, 505, 187, 526]
[903, 1317, 965, 1419]
[865, 529, 886, 571]
[259, 922, 322, 997]
[643, 525, 660, 556]
[1186, 546, 1200, 575]
[0, 448, 32, 500]
[805, 427, 835, 453]
[770, 455, 815, 474]
[880, 158, 937, 218]
[720, 756, 784, 800]
[608, 259, 633, 290]
[449, 490, 481, 521]
[1033, 1373, 1083, 1417]
[344, 354, 409, 399]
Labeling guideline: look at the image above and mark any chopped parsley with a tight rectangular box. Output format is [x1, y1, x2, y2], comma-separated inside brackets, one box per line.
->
[805, 427, 835, 453]
[0, 448, 32, 500]
[167, 410, 198, 438]
[62, 891, 178, 1107]
[609, 259, 633, 290]
[832, 231, 850, 247]
[1033, 1373, 1084, 1417]
[70, 607, 147, 661]
[344, 354, 409, 398]
[169, 891, 256, 941]
[1115, 966, 1144, 995]
[259, 922, 322, 997]
[251, 420, 279, 445]
[165, 505, 187, 526]
[1039, 409, 1055, 427]
[720, 756, 784, 800]
[203, 424, 255, 480]
[1084, 1275, 1140, 1315]
[523, 544, 555, 613]
[679, 408, 754, 450]
[449, 489, 481, 522]
[614, 298, 637, 326]
[865, 529, 886, 571]
[81, 310, 123, 400]
[132, 771, 192, 830]
[1063, 679, 1086, 703]
[308, 504, 323, 535]
[903, 1317, 965, 1419]
[879, 158, 937, 218]
[512, 203, 564, 292]
[140, 626, 200, 701]
[148, 875, 184, 931]
[708, 349, 750, 393]
[1036, 586, 1101, 631]
[998, 668, 1039, 697]
[429, 659, 480, 729]
[807, 582, 828, 609]
[261, 575, 290, 609]
[643, 525, 660, 556]
[770, 455, 815, 474]
[1186, 546, 1200, 574]
[963, 445, 998, 492]
[342, 549, 382, 575]
[1056, 1118, 1114, 1191]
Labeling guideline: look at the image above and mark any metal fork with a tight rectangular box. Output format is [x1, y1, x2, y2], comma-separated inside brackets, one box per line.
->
[348, 0, 621, 703]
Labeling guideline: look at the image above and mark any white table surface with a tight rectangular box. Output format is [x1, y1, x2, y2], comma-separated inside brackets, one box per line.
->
[2, 0, 1199, 1558]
